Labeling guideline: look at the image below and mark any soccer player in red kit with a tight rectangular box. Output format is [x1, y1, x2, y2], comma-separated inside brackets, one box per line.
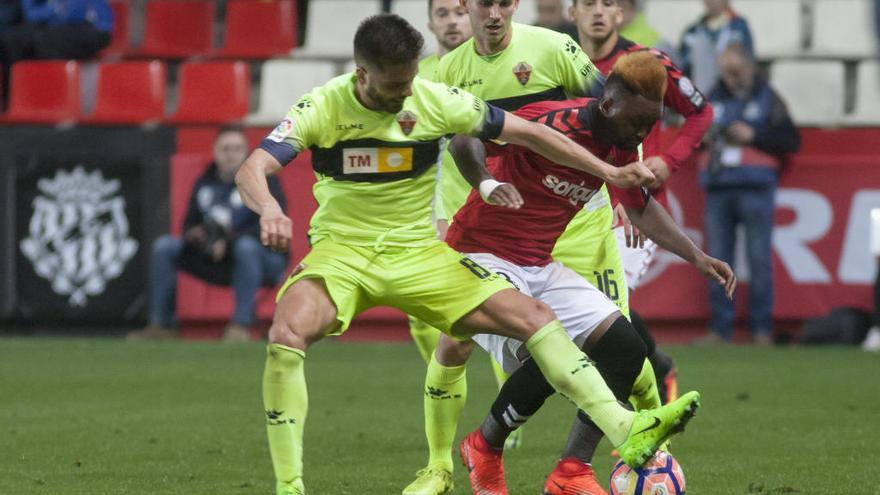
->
[559, 0, 714, 407]
[437, 52, 734, 495]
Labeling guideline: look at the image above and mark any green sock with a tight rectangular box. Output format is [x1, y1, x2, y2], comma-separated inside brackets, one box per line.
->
[629, 358, 662, 410]
[423, 352, 467, 472]
[408, 316, 442, 364]
[263, 343, 308, 488]
[525, 320, 633, 446]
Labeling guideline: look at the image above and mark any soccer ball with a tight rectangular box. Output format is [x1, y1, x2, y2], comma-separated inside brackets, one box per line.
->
[609, 451, 686, 495]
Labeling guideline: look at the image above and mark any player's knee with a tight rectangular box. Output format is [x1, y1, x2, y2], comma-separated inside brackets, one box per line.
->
[268, 318, 320, 350]
[435, 334, 474, 366]
[152, 234, 180, 256]
[521, 298, 556, 333]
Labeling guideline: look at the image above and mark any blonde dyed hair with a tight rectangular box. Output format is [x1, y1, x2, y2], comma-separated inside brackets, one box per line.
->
[609, 51, 668, 102]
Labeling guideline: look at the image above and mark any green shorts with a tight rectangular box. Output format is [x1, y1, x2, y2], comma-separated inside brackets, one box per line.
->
[552, 185, 630, 318]
[277, 239, 512, 336]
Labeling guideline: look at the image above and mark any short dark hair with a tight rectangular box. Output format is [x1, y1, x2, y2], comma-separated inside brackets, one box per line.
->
[354, 14, 424, 69]
[216, 123, 245, 140]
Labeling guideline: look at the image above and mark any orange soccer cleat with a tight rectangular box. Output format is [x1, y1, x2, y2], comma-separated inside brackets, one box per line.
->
[459, 429, 508, 495]
[543, 457, 609, 495]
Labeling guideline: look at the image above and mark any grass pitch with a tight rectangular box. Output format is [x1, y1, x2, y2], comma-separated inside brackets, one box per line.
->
[1, 338, 878, 494]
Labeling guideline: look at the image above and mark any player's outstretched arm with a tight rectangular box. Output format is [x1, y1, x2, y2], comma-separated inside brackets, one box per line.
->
[235, 148, 292, 252]
[448, 135, 523, 208]
[496, 112, 655, 188]
[626, 199, 736, 299]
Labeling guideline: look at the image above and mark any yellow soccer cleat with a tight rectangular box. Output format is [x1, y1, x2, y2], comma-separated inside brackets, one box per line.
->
[616, 391, 700, 467]
[402, 467, 454, 495]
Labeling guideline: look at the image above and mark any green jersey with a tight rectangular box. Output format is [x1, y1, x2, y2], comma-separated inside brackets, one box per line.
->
[260, 73, 504, 248]
[433, 23, 603, 218]
[437, 23, 602, 110]
[418, 53, 466, 221]
[418, 54, 441, 80]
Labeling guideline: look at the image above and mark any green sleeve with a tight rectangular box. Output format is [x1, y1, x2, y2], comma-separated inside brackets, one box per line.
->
[265, 92, 322, 152]
[556, 34, 603, 98]
[439, 85, 492, 136]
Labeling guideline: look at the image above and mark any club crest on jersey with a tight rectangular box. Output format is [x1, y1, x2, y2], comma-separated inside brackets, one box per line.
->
[513, 62, 532, 86]
[396, 110, 417, 135]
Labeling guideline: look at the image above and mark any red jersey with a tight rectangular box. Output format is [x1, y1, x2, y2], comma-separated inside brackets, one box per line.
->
[592, 36, 712, 208]
[446, 98, 649, 267]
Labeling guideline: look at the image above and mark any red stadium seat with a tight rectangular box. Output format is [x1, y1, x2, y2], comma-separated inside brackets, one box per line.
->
[85, 61, 166, 124]
[3, 61, 81, 124]
[139, 0, 214, 58]
[168, 61, 250, 124]
[99, 0, 130, 58]
[217, 0, 297, 58]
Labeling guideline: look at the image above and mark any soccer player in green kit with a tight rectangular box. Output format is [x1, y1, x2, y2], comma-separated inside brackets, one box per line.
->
[407, 0, 473, 366]
[235, 14, 699, 495]
[407, 1, 667, 493]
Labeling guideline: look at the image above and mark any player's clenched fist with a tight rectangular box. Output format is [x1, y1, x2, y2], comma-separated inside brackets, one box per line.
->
[260, 205, 292, 253]
[481, 180, 523, 209]
[608, 161, 655, 188]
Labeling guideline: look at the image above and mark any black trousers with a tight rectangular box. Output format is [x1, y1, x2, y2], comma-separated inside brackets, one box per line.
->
[1, 22, 109, 106]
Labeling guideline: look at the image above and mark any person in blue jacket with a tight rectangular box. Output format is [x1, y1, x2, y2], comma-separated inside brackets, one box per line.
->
[694, 43, 800, 346]
[679, 0, 753, 94]
[128, 126, 289, 342]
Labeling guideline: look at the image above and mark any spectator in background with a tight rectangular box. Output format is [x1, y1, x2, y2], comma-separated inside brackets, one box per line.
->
[0, 0, 112, 105]
[695, 43, 799, 346]
[618, 0, 659, 47]
[0, 0, 21, 36]
[535, 0, 579, 41]
[127, 126, 288, 342]
[617, 0, 680, 61]
[679, 0, 753, 94]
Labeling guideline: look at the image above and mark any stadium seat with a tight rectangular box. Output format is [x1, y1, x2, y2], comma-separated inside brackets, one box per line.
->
[769, 60, 845, 126]
[3, 61, 81, 124]
[99, 0, 130, 58]
[846, 61, 880, 125]
[645, 0, 702, 47]
[139, 0, 214, 58]
[217, 0, 297, 58]
[810, 0, 877, 58]
[296, 0, 381, 58]
[168, 62, 250, 124]
[247, 60, 336, 125]
[392, 0, 436, 55]
[85, 61, 166, 125]
[736, 0, 803, 58]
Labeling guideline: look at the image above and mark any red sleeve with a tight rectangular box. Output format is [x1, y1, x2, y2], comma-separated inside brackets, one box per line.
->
[486, 99, 590, 158]
[650, 48, 714, 173]
[608, 184, 650, 209]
